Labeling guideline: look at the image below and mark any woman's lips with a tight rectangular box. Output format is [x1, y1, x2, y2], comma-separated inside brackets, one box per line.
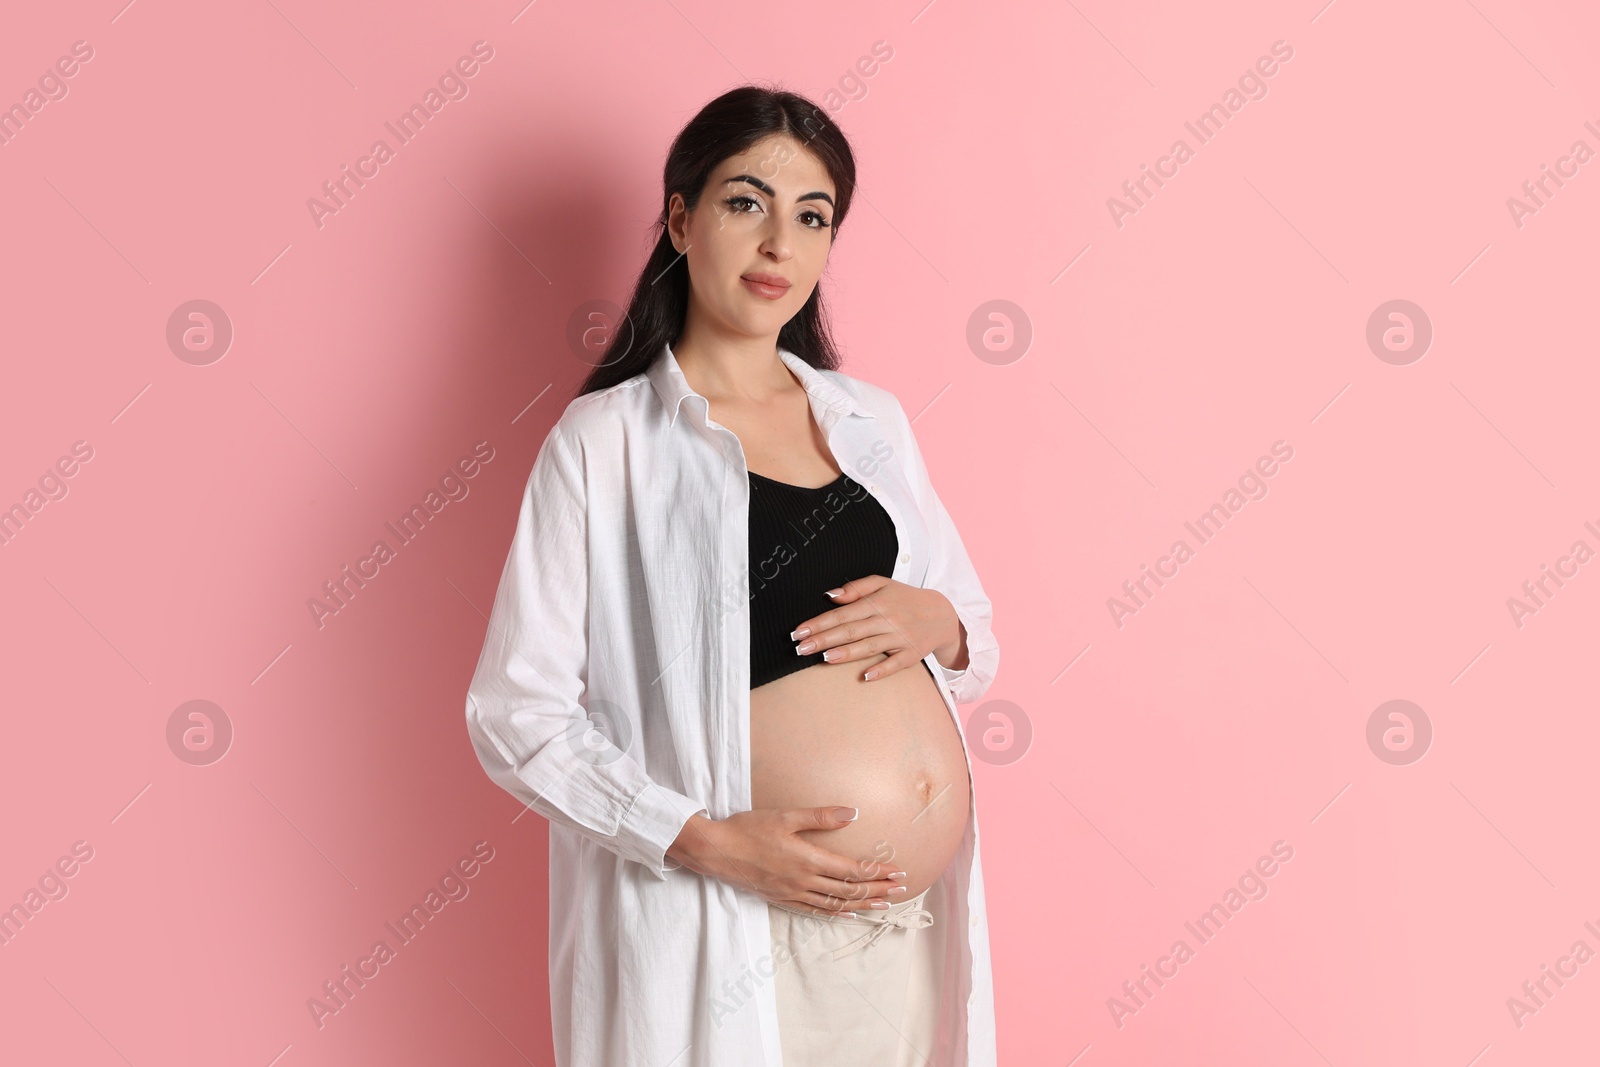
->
[741, 275, 790, 300]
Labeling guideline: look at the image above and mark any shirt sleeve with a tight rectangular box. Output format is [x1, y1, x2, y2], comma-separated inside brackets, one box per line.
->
[464, 420, 708, 880]
[892, 395, 1001, 706]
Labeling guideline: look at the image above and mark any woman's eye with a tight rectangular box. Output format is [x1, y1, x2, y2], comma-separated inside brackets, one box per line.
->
[723, 196, 831, 229]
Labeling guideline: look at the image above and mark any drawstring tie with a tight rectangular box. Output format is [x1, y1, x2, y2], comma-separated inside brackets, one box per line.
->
[827, 900, 934, 960]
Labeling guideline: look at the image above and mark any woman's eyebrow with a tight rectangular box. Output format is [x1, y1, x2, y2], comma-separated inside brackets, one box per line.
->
[723, 173, 835, 208]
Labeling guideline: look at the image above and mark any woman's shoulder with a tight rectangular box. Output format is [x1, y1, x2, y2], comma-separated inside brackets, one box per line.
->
[546, 374, 655, 443]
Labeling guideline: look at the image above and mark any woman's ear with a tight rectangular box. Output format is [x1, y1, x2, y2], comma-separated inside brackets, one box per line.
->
[666, 193, 688, 253]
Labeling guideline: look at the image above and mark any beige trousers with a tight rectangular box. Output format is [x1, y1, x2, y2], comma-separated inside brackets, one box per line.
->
[765, 880, 945, 1066]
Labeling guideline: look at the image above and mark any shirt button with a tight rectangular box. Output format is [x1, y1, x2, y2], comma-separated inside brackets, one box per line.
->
[899, 552, 909, 563]
[969, 913, 979, 928]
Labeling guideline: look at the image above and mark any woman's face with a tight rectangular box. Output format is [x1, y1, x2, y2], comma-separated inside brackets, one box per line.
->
[667, 134, 837, 340]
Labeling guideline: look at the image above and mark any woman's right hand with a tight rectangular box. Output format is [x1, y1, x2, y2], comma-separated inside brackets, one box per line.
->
[667, 808, 908, 913]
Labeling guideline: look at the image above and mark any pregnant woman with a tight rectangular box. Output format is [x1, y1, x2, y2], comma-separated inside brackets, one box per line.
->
[464, 85, 1000, 1067]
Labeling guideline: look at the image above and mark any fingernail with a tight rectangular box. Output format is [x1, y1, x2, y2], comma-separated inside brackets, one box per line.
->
[824, 588, 843, 599]
[868, 901, 889, 909]
[795, 640, 815, 655]
[889, 885, 908, 894]
[790, 626, 811, 640]
[835, 807, 858, 821]
[888, 871, 908, 880]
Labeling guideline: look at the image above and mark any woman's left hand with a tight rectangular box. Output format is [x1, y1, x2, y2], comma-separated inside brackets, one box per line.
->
[790, 575, 965, 682]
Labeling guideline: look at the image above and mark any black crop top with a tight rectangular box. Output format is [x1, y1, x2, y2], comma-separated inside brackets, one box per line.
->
[748, 468, 899, 689]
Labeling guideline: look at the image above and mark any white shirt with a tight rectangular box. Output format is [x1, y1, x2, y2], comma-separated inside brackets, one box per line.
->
[464, 342, 1000, 1066]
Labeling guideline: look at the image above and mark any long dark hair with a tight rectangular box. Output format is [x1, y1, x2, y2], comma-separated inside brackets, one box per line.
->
[575, 84, 858, 400]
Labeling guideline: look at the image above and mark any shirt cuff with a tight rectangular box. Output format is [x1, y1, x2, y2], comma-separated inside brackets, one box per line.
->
[938, 662, 970, 689]
[620, 781, 708, 879]
[934, 611, 971, 690]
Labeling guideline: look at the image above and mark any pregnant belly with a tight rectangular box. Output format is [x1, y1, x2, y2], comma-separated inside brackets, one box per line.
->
[749, 651, 972, 902]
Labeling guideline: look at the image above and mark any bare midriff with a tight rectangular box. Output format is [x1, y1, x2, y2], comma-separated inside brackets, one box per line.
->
[749, 650, 972, 903]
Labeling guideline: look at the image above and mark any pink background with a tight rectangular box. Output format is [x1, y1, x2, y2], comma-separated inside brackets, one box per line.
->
[3, 0, 1599, 1063]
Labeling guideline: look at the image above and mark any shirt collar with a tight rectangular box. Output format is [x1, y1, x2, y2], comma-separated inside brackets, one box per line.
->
[646, 342, 877, 428]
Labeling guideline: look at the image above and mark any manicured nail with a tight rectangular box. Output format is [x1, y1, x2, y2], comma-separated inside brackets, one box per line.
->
[888, 871, 908, 880]
[863, 668, 879, 681]
[824, 588, 843, 599]
[868, 901, 889, 909]
[889, 885, 908, 895]
[795, 640, 816, 654]
[790, 626, 811, 640]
